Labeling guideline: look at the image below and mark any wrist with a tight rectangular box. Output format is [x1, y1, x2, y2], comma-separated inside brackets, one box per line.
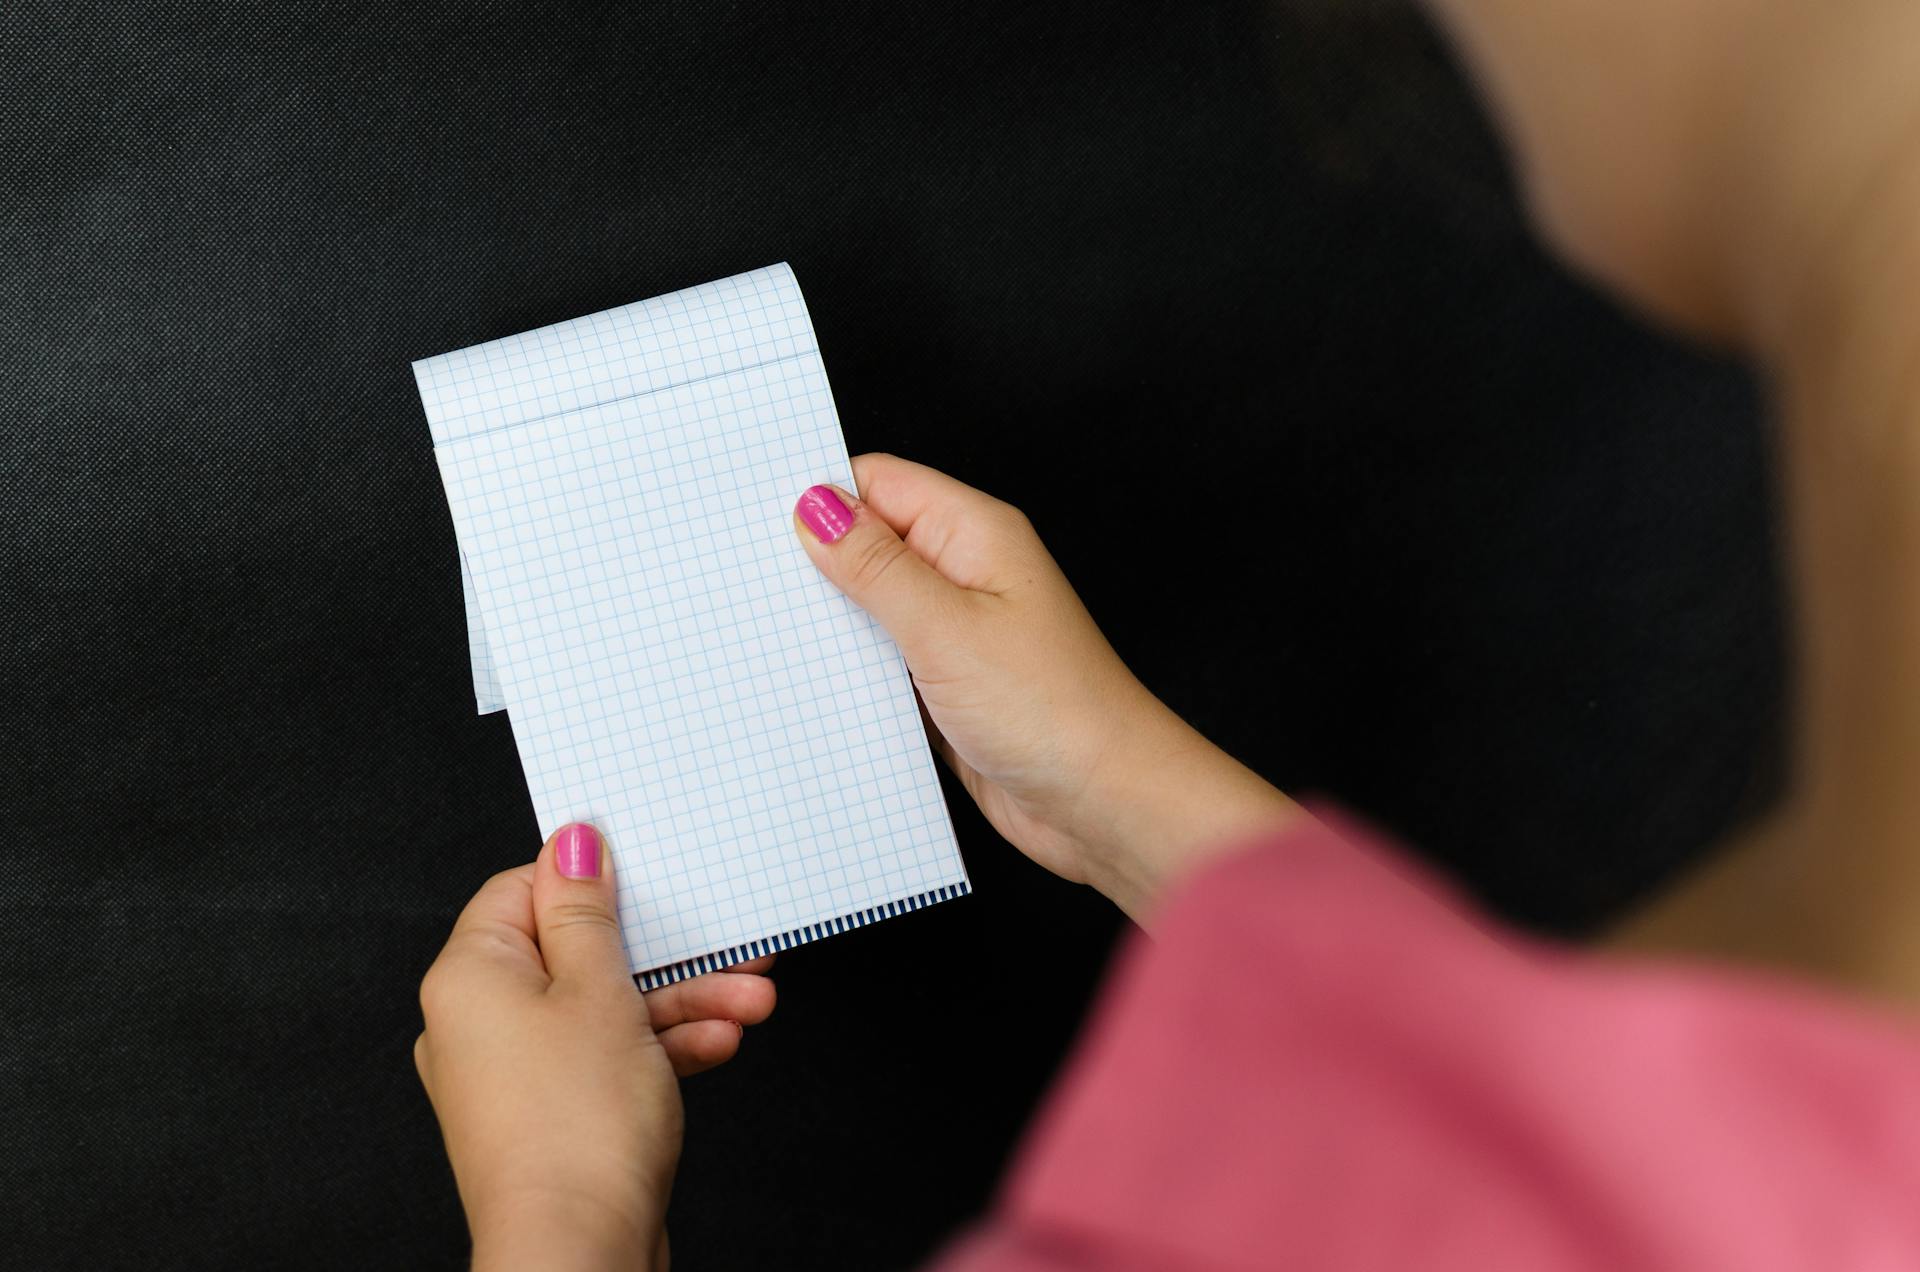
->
[468, 1187, 662, 1272]
[1075, 698, 1304, 924]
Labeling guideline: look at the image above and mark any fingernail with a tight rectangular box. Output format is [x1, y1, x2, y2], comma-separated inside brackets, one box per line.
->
[729, 1019, 743, 1038]
[555, 823, 601, 879]
[795, 485, 854, 544]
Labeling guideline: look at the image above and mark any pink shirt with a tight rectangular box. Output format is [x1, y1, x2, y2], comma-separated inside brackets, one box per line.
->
[937, 810, 1920, 1271]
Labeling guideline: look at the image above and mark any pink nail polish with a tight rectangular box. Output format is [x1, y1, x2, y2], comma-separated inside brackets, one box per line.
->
[555, 823, 601, 879]
[795, 485, 854, 544]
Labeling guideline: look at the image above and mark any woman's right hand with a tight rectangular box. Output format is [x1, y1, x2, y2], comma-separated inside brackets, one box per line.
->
[792, 455, 1302, 924]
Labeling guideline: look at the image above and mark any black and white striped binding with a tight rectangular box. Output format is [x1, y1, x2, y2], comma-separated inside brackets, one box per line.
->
[634, 880, 973, 990]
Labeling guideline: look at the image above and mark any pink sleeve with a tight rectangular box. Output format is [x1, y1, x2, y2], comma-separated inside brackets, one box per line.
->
[934, 809, 1920, 1272]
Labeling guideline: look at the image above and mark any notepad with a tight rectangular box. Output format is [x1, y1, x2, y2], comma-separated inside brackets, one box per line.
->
[413, 264, 970, 987]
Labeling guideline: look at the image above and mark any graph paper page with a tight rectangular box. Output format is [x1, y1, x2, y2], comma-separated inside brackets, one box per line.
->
[458, 549, 506, 714]
[413, 265, 968, 986]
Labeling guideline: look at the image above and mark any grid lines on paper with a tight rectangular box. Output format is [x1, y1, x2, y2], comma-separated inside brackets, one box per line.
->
[418, 265, 968, 979]
[422, 264, 817, 709]
[458, 551, 506, 714]
[415, 266, 814, 446]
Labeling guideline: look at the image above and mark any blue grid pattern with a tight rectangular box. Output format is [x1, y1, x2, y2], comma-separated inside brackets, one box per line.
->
[413, 264, 970, 982]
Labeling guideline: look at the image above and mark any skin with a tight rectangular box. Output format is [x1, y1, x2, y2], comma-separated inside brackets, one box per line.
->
[1419, 0, 1920, 992]
[785, 455, 1305, 926]
[417, 1, 1920, 1264]
[417, 458, 1306, 1268]
[414, 838, 775, 1272]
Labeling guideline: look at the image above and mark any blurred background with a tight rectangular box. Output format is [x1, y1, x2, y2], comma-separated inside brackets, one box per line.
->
[1, 1, 1783, 1267]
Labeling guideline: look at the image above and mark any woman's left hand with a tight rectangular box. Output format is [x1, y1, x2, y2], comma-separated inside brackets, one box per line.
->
[415, 823, 776, 1272]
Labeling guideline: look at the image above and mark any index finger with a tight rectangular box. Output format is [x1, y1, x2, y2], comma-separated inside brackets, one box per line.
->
[851, 453, 1035, 592]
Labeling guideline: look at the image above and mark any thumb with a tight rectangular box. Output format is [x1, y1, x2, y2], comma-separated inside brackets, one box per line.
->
[793, 483, 961, 650]
[531, 822, 632, 990]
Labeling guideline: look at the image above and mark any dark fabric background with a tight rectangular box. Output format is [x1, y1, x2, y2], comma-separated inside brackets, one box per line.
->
[1, 2, 1784, 1268]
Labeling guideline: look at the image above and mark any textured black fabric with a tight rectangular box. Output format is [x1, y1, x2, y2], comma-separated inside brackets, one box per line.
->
[2, 2, 1783, 1268]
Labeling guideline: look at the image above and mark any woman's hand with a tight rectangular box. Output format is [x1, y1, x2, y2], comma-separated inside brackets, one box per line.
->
[415, 824, 775, 1271]
[794, 455, 1302, 924]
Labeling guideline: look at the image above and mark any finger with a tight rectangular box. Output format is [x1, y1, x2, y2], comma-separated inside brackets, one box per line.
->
[851, 453, 1039, 592]
[657, 1019, 745, 1077]
[852, 452, 1006, 537]
[793, 481, 970, 650]
[915, 689, 988, 798]
[413, 1032, 432, 1096]
[424, 865, 545, 1007]
[530, 822, 632, 991]
[916, 691, 955, 766]
[723, 953, 775, 975]
[642, 971, 777, 1030]
[446, 863, 539, 955]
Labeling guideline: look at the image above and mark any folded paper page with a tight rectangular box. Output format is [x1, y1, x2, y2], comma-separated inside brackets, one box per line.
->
[458, 549, 506, 714]
[413, 264, 969, 987]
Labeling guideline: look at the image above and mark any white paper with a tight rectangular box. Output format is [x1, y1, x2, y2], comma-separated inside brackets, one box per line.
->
[413, 264, 969, 986]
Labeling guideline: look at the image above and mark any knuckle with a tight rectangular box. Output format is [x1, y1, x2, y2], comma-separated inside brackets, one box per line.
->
[639, 985, 679, 1024]
[417, 964, 453, 1020]
[845, 532, 909, 592]
[851, 450, 897, 489]
[543, 900, 619, 935]
[998, 505, 1036, 542]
